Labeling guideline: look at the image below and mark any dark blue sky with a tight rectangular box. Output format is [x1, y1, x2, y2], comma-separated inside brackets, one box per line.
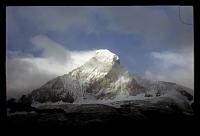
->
[6, 6, 194, 92]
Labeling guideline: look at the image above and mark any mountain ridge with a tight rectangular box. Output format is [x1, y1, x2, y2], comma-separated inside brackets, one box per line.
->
[22, 49, 193, 109]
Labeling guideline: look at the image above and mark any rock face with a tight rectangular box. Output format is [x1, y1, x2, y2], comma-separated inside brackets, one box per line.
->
[28, 49, 145, 103]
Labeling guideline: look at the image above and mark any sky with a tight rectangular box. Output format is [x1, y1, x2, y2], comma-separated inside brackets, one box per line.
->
[6, 6, 194, 98]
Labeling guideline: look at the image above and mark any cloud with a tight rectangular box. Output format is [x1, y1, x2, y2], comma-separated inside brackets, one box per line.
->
[7, 6, 193, 48]
[31, 35, 70, 64]
[7, 35, 97, 98]
[104, 6, 193, 48]
[145, 49, 194, 89]
[9, 6, 94, 32]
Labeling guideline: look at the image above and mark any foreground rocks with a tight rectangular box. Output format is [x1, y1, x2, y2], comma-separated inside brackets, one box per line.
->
[7, 98, 194, 127]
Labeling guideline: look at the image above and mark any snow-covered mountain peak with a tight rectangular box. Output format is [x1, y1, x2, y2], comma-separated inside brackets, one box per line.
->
[18, 49, 194, 117]
[68, 49, 122, 83]
[94, 49, 120, 64]
[28, 49, 145, 103]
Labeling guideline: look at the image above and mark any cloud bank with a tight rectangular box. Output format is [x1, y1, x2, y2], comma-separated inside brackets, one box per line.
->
[145, 48, 194, 89]
[7, 35, 96, 98]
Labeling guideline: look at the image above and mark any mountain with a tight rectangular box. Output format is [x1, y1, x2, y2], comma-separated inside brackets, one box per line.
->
[8, 49, 194, 124]
[22, 49, 193, 110]
[28, 49, 145, 103]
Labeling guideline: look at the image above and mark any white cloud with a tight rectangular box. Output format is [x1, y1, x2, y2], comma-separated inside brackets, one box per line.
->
[31, 35, 70, 64]
[7, 35, 97, 98]
[145, 49, 194, 89]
